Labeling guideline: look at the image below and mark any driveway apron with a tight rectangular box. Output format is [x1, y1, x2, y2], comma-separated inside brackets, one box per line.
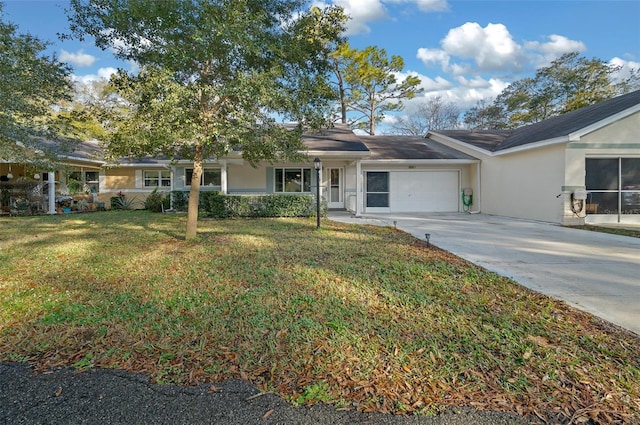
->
[329, 212, 640, 335]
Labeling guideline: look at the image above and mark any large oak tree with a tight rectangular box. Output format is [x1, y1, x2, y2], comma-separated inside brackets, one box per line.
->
[65, 0, 346, 239]
[0, 4, 73, 166]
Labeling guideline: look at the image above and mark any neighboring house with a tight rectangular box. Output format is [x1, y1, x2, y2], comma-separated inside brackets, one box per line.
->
[428, 89, 640, 225]
[2, 90, 638, 225]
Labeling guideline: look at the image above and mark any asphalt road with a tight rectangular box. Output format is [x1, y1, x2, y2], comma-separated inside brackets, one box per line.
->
[0, 362, 531, 425]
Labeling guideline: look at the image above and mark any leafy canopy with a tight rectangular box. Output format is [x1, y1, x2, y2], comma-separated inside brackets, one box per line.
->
[65, 0, 346, 239]
[463, 52, 640, 129]
[0, 4, 73, 166]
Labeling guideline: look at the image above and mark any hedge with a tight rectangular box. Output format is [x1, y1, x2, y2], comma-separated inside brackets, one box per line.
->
[164, 191, 326, 218]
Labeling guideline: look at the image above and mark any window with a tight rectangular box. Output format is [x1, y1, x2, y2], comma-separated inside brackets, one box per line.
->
[274, 168, 311, 193]
[143, 170, 171, 187]
[185, 168, 221, 187]
[67, 169, 100, 193]
[366, 171, 389, 207]
[586, 158, 640, 215]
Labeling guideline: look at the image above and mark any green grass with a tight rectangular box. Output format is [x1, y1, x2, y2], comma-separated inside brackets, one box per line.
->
[1, 211, 638, 424]
[566, 224, 640, 238]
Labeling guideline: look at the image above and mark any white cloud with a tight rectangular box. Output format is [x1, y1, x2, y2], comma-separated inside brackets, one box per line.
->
[59, 49, 96, 67]
[72, 67, 118, 85]
[315, 0, 449, 35]
[416, 47, 450, 72]
[525, 34, 586, 67]
[609, 57, 640, 84]
[441, 22, 524, 73]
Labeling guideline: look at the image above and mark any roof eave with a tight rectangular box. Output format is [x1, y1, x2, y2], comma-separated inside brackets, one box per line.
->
[427, 131, 495, 156]
[493, 136, 570, 156]
[361, 158, 478, 165]
[568, 103, 640, 141]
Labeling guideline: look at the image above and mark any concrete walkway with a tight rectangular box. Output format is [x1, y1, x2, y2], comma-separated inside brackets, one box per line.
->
[329, 212, 640, 335]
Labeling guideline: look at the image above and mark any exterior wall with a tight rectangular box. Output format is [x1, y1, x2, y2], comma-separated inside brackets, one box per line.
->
[566, 111, 640, 224]
[227, 164, 266, 193]
[480, 144, 566, 223]
[98, 166, 165, 208]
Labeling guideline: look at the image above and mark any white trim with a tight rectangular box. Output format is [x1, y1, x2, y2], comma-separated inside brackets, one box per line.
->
[360, 159, 478, 165]
[135, 170, 143, 189]
[492, 136, 570, 156]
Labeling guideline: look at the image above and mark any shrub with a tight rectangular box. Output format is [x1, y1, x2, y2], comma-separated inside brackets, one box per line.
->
[170, 191, 189, 211]
[200, 193, 326, 218]
[144, 189, 171, 212]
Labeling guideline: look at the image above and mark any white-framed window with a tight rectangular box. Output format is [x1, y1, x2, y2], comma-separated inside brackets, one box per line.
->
[274, 168, 311, 193]
[143, 170, 171, 187]
[185, 168, 221, 187]
[365, 171, 389, 207]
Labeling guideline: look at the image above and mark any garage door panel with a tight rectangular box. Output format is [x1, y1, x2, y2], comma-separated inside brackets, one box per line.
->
[390, 171, 459, 212]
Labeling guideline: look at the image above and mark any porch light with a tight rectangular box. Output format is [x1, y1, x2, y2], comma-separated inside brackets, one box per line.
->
[6, 165, 12, 180]
[33, 173, 40, 180]
[313, 157, 322, 229]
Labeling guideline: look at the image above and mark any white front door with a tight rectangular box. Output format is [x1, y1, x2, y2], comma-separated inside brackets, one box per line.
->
[327, 167, 344, 209]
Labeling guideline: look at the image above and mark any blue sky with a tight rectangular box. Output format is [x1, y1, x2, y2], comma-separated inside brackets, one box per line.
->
[2, 0, 639, 128]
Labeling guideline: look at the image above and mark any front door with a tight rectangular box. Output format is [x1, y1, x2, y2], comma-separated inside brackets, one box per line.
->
[327, 167, 343, 209]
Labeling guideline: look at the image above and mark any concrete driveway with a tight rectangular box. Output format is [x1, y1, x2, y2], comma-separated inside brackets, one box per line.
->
[329, 212, 640, 335]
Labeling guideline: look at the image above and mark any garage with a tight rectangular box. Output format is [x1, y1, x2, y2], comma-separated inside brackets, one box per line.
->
[364, 170, 460, 213]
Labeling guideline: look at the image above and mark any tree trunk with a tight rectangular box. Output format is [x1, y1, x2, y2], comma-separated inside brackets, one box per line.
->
[185, 144, 204, 240]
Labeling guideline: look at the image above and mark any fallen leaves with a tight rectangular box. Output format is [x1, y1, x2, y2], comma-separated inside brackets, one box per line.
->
[1, 215, 639, 424]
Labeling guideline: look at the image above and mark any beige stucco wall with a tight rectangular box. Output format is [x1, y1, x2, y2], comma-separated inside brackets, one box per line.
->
[227, 164, 266, 193]
[480, 144, 566, 223]
[98, 167, 165, 208]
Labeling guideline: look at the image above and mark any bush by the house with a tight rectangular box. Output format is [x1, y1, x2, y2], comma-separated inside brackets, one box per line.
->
[199, 192, 326, 218]
[144, 188, 171, 212]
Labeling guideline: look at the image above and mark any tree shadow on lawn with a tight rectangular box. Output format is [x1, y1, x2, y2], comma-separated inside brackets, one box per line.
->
[1, 214, 639, 424]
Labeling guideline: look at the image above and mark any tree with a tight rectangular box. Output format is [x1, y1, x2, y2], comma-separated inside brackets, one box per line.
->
[0, 4, 73, 166]
[462, 52, 639, 129]
[332, 43, 422, 135]
[54, 79, 125, 141]
[462, 99, 509, 130]
[389, 95, 459, 135]
[65, 0, 346, 240]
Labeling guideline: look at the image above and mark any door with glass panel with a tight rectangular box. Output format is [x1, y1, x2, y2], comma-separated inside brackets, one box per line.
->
[327, 168, 343, 209]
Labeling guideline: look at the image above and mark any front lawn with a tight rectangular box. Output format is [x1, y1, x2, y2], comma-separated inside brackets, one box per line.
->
[1, 212, 638, 424]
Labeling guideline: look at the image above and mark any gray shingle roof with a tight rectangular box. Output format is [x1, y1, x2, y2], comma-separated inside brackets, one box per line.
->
[302, 124, 370, 152]
[433, 90, 640, 153]
[360, 135, 476, 160]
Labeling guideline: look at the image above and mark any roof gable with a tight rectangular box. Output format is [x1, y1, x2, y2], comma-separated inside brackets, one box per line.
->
[432, 90, 640, 154]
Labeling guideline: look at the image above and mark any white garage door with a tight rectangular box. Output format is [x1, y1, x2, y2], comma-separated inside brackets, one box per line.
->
[390, 171, 459, 212]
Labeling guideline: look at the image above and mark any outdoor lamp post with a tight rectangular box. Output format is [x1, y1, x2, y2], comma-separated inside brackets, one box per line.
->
[313, 157, 322, 229]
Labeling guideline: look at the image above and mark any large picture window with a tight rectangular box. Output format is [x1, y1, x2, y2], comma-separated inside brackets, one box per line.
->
[185, 168, 221, 187]
[143, 170, 171, 187]
[586, 158, 640, 215]
[366, 171, 389, 207]
[274, 168, 311, 193]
